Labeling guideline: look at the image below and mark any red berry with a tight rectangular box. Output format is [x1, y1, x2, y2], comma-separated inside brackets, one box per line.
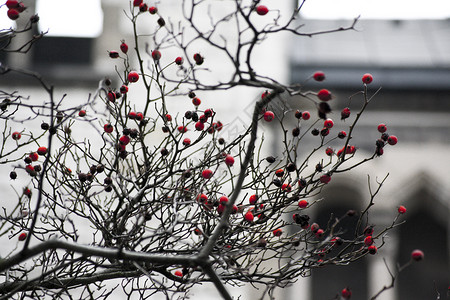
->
[364, 236, 374, 246]
[231, 205, 238, 214]
[244, 211, 254, 222]
[18, 232, 27, 241]
[195, 121, 204, 131]
[320, 173, 331, 184]
[315, 228, 324, 238]
[139, 3, 148, 12]
[192, 97, 201, 106]
[182, 138, 191, 146]
[281, 183, 291, 192]
[263, 111, 275, 122]
[104, 123, 113, 133]
[301, 111, 310, 120]
[341, 287, 352, 299]
[152, 50, 161, 60]
[29, 152, 39, 161]
[120, 85, 129, 94]
[177, 126, 187, 133]
[201, 169, 213, 179]
[37, 146, 47, 155]
[317, 89, 332, 101]
[275, 169, 284, 177]
[368, 245, 377, 255]
[377, 123, 387, 133]
[133, 0, 143, 7]
[194, 228, 202, 235]
[109, 51, 120, 58]
[107, 91, 116, 102]
[193, 53, 204, 65]
[219, 196, 229, 204]
[325, 147, 334, 156]
[6, 0, 19, 9]
[149, 6, 158, 14]
[174, 270, 183, 277]
[338, 130, 347, 139]
[175, 56, 184, 65]
[217, 204, 225, 214]
[196, 193, 207, 203]
[256, 5, 269, 15]
[324, 118, 334, 129]
[7, 8, 19, 20]
[273, 228, 283, 236]
[398, 205, 406, 214]
[411, 249, 424, 261]
[298, 200, 308, 208]
[120, 41, 128, 54]
[261, 91, 270, 99]
[128, 112, 137, 119]
[225, 155, 235, 166]
[214, 121, 223, 131]
[25, 164, 35, 174]
[11, 131, 21, 140]
[248, 194, 257, 205]
[79, 110, 86, 117]
[136, 112, 144, 121]
[313, 71, 325, 81]
[362, 73, 373, 84]
[341, 107, 351, 120]
[119, 135, 130, 145]
[24, 187, 32, 197]
[127, 71, 139, 83]
[387, 135, 398, 145]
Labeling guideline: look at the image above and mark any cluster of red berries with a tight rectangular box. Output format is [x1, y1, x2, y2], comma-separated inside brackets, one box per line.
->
[5, 0, 26, 20]
[375, 123, 398, 156]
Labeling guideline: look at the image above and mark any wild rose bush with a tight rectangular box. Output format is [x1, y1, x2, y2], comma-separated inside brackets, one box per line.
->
[0, 1, 409, 299]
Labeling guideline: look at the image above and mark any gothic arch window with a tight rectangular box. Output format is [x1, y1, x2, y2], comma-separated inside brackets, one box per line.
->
[396, 183, 449, 299]
[310, 183, 369, 299]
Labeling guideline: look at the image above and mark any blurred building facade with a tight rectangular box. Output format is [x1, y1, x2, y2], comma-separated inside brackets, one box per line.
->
[1, 1, 449, 300]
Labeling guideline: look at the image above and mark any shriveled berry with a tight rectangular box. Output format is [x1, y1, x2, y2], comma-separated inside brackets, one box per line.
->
[175, 56, 184, 65]
[292, 127, 300, 136]
[193, 53, 204, 65]
[295, 110, 302, 119]
[311, 128, 320, 136]
[338, 130, 347, 139]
